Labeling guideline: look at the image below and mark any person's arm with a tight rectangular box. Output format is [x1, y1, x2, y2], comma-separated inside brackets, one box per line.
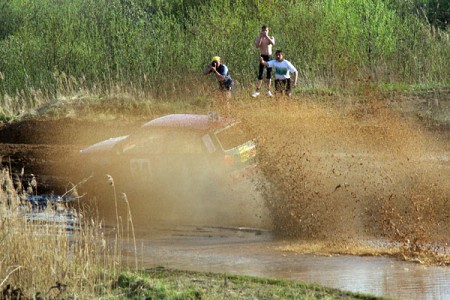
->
[293, 71, 298, 87]
[214, 69, 225, 81]
[255, 35, 262, 48]
[259, 56, 268, 67]
[286, 60, 298, 87]
[267, 35, 275, 45]
[203, 65, 213, 76]
[285, 61, 297, 86]
[207, 64, 226, 81]
[203, 64, 224, 79]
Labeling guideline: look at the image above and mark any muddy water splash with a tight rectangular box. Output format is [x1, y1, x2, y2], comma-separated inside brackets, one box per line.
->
[231, 99, 449, 263]
[73, 98, 448, 263]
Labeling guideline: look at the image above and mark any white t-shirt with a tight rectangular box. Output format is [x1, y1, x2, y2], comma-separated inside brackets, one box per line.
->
[267, 59, 297, 80]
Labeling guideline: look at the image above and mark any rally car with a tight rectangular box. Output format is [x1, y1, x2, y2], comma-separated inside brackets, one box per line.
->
[79, 113, 257, 192]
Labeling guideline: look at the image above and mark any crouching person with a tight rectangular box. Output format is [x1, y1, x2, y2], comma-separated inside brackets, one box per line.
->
[203, 56, 234, 92]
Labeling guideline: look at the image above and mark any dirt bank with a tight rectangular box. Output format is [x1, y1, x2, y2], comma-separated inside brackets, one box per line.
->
[0, 118, 142, 193]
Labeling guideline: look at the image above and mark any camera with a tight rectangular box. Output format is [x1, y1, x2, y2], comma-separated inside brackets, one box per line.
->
[211, 61, 217, 67]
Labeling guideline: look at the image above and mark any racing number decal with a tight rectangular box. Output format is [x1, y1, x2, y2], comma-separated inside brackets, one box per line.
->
[239, 145, 250, 162]
[130, 159, 152, 181]
[238, 144, 256, 163]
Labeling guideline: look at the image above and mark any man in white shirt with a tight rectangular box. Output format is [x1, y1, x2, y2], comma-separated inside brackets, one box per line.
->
[260, 50, 298, 97]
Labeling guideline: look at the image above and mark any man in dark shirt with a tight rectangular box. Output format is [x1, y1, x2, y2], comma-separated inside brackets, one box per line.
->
[203, 56, 234, 91]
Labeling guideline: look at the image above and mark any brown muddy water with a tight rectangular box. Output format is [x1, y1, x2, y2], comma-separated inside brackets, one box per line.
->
[20, 196, 450, 300]
[115, 222, 450, 300]
[21, 100, 445, 299]
[102, 166, 448, 300]
[88, 101, 449, 300]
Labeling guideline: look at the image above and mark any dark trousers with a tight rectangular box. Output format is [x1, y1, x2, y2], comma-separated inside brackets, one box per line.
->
[274, 79, 291, 95]
[258, 55, 272, 80]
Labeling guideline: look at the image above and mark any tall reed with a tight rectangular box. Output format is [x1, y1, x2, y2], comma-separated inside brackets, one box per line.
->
[0, 168, 137, 298]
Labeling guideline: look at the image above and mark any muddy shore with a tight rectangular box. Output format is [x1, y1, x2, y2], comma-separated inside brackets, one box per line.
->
[0, 118, 142, 193]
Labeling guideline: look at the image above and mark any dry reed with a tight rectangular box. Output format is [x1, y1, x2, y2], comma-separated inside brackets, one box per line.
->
[0, 168, 139, 298]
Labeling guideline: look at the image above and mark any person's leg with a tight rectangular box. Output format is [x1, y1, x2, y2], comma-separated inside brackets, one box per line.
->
[274, 79, 283, 95]
[264, 56, 273, 96]
[276, 79, 289, 97]
[224, 78, 234, 92]
[285, 79, 292, 97]
[256, 79, 262, 90]
[218, 81, 225, 91]
[266, 72, 273, 96]
[266, 77, 272, 94]
[252, 56, 265, 97]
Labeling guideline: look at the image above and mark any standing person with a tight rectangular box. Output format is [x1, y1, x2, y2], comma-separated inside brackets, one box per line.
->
[203, 56, 234, 92]
[252, 25, 275, 98]
[260, 49, 298, 97]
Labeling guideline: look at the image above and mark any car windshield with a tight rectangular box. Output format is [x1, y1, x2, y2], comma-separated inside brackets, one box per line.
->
[214, 122, 251, 150]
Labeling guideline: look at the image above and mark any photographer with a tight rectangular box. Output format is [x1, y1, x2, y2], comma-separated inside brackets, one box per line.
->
[203, 56, 234, 92]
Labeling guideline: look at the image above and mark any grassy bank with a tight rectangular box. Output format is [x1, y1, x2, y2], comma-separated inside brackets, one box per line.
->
[113, 268, 386, 300]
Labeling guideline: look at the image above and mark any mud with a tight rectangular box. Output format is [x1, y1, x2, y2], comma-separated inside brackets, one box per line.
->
[0, 118, 141, 194]
[0, 95, 449, 265]
[232, 99, 449, 264]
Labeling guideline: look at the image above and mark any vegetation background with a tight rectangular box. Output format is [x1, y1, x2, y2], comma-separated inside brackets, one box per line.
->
[0, 0, 448, 117]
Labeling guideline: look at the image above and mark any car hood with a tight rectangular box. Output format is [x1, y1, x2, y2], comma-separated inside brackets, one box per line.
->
[80, 135, 128, 155]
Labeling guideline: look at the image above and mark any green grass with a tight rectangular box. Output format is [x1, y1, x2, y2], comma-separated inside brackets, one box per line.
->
[113, 268, 387, 300]
[0, 0, 448, 97]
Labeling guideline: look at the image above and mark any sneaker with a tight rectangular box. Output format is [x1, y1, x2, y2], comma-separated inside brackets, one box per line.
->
[266, 91, 273, 97]
[251, 91, 260, 97]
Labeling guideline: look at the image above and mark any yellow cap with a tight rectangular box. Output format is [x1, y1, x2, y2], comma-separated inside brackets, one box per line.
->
[212, 56, 220, 62]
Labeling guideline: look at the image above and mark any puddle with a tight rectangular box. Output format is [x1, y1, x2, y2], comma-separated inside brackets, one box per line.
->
[23, 208, 80, 232]
[119, 223, 450, 300]
[1, 194, 81, 233]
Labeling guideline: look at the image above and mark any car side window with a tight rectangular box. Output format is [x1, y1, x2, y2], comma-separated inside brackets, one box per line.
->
[122, 131, 165, 155]
[164, 131, 205, 154]
[122, 130, 205, 155]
